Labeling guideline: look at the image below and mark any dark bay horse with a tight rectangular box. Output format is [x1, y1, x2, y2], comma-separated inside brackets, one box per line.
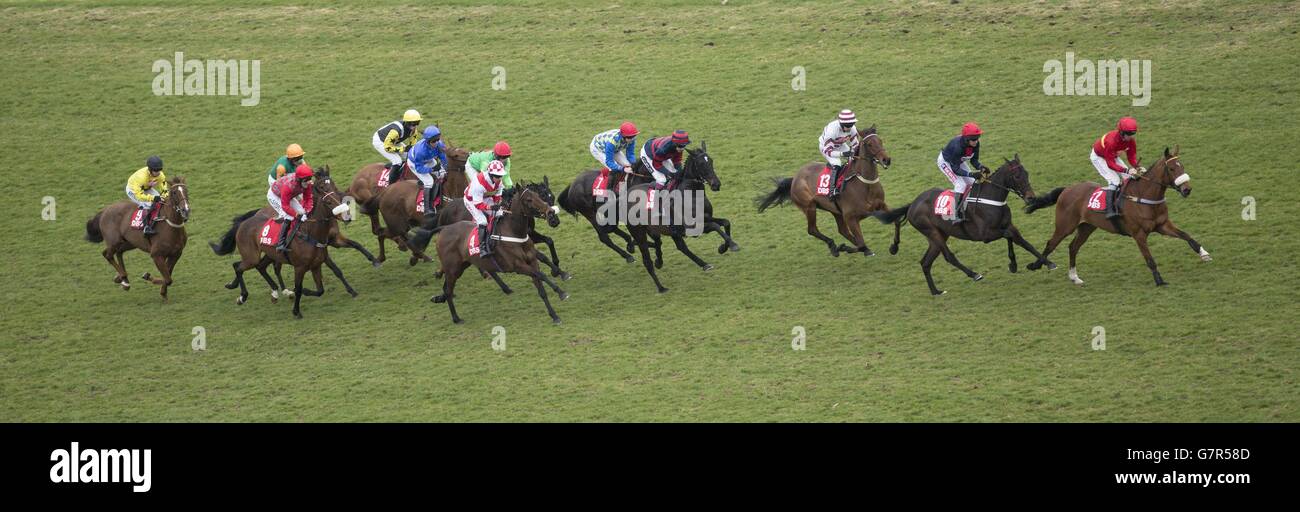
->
[212, 168, 352, 317]
[874, 155, 1050, 295]
[1024, 146, 1208, 286]
[84, 176, 191, 300]
[558, 141, 738, 263]
[756, 125, 894, 257]
[346, 145, 468, 264]
[429, 186, 568, 324]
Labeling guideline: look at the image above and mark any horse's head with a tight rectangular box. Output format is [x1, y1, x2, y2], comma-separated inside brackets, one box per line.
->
[995, 154, 1035, 201]
[856, 124, 892, 169]
[525, 176, 561, 228]
[1156, 146, 1190, 198]
[313, 165, 352, 222]
[684, 141, 719, 191]
[168, 176, 190, 221]
[445, 145, 470, 172]
[506, 184, 556, 225]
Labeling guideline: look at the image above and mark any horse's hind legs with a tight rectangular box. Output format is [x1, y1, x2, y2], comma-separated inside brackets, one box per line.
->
[104, 247, 129, 289]
[804, 207, 839, 257]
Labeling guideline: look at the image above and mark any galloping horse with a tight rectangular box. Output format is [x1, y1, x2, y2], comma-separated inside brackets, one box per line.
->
[85, 176, 191, 300]
[410, 178, 569, 283]
[1024, 146, 1209, 286]
[874, 155, 1050, 295]
[429, 186, 568, 324]
[212, 167, 353, 317]
[756, 125, 894, 257]
[345, 145, 469, 264]
[558, 141, 738, 263]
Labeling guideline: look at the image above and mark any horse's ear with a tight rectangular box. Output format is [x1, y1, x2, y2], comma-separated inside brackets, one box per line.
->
[1174, 144, 1180, 155]
[1003, 156, 1011, 164]
[701, 140, 707, 152]
[543, 175, 549, 187]
[1164, 147, 1171, 158]
[1014, 153, 1020, 162]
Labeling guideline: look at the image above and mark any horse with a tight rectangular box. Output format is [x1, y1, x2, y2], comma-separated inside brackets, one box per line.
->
[558, 141, 738, 264]
[211, 167, 352, 317]
[345, 144, 469, 265]
[1023, 146, 1208, 286]
[874, 155, 1050, 295]
[755, 125, 894, 257]
[410, 177, 569, 287]
[428, 186, 568, 324]
[616, 144, 731, 293]
[84, 176, 191, 300]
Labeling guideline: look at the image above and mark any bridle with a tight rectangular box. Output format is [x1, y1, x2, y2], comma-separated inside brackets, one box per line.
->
[969, 163, 1029, 206]
[162, 184, 189, 228]
[846, 133, 886, 185]
[1123, 155, 1183, 206]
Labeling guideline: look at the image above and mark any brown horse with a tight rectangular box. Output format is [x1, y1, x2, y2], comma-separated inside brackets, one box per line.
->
[429, 186, 568, 324]
[756, 125, 895, 257]
[84, 176, 191, 300]
[874, 155, 1050, 295]
[212, 167, 352, 317]
[345, 145, 468, 264]
[1023, 146, 1209, 286]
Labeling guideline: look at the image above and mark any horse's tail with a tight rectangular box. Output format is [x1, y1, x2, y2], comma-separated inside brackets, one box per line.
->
[409, 224, 447, 253]
[755, 177, 793, 212]
[1024, 187, 1064, 214]
[873, 203, 912, 225]
[557, 181, 577, 215]
[84, 211, 104, 243]
[210, 209, 259, 255]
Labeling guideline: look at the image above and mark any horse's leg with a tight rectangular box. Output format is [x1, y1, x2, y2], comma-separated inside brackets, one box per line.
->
[670, 233, 713, 271]
[936, 238, 982, 282]
[832, 214, 857, 253]
[537, 271, 569, 300]
[920, 243, 944, 296]
[846, 214, 874, 257]
[531, 231, 564, 276]
[432, 262, 468, 324]
[706, 217, 740, 254]
[1029, 217, 1079, 271]
[103, 247, 128, 288]
[324, 255, 357, 297]
[1156, 221, 1211, 262]
[594, 221, 635, 263]
[632, 228, 668, 293]
[889, 217, 903, 255]
[534, 250, 570, 281]
[112, 249, 131, 289]
[1005, 224, 1055, 271]
[302, 266, 325, 297]
[803, 206, 839, 257]
[254, 257, 280, 302]
[528, 269, 562, 325]
[651, 233, 664, 269]
[488, 271, 513, 294]
[291, 264, 308, 318]
[150, 253, 171, 300]
[341, 238, 379, 268]
[1066, 224, 1097, 285]
[1132, 231, 1166, 286]
[272, 262, 293, 297]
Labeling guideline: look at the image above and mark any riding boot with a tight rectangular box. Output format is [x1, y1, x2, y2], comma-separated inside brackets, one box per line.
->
[953, 195, 967, 223]
[389, 161, 404, 182]
[478, 224, 492, 256]
[1104, 188, 1122, 219]
[829, 165, 843, 197]
[143, 197, 162, 235]
[275, 219, 293, 253]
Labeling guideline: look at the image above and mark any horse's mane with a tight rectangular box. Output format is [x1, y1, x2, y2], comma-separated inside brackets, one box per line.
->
[500, 183, 525, 204]
[168, 175, 185, 185]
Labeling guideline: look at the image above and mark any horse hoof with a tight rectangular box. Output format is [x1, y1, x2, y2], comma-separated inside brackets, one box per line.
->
[654, 261, 663, 269]
[729, 244, 741, 252]
[1047, 262, 1058, 270]
[552, 318, 562, 325]
[1027, 262, 1041, 271]
[1201, 255, 1213, 262]
[560, 272, 573, 281]
[294, 312, 303, 319]
[434, 271, 444, 279]
[236, 295, 246, 305]
[559, 292, 570, 301]
[1070, 278, 1084, 286]
[718, 245, 728, 254]
[113, 275, 123, 284]
[502, 288, 514, 295]
[452, 317, 464, 324]
[121, 281, 131, 290]
[431, 295, 445, 303]
[972, 274, 984, 282]
[281, 289, 294, 297]
[624, 256, 635, 264]
[409, 257, 419, 267]
[372, 261, 383, 268]
[349, 291, 359, 298]
[1009, 265, 1018, 274]
[224, 282, 238, 290]
[702, 264, 715, 272]
[829, 250, 840, 258]
[657, 287, 669, 294]
[862, 250, 875, 257]
[932, 290, 947, 296]
[141, 272, 150, 280]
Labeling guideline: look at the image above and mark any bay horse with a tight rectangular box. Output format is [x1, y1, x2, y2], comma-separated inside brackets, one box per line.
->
[84, 176, 191, 300]
[411, 178, 569, 285]
[1023, 146, 1208, 286]
[756, 125, 894, 257]
[345, 144, 469, 265]
[558, 140, 738, 263]
[874, 155, 1050, 295]
[212, 167, 352, 317]
[428, 186, 568, 324]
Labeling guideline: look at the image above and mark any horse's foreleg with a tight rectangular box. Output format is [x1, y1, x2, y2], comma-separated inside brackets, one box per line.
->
[1133, 231, 1166, 286]
[936, 239, 981, 282]
[595, 223, 635, 263]
[536, 268, 569, 300]
[846, 215, 874, 257]
[340, 238, 378, 267]
[706, 217, 740, 254]
[531, 231, 561, 270]
[632, 229, 668, 293]
[1156, 221, 1211, 262]
[324, 256, 357, 297]
[292, 265, 307, 318]
[231, 260, 251, 305]
[1066, 224, 1097, 285]
[920, 243, 944, 296]
[103, 247, 128, 288]
[432, 262, 467, 324]
[272, 262, 293, 297]
[889, 216, 904, 255]
[528, 270, 562, 325]
[650, 233, 664, 269]
[1029, 218, 1078, 271]
[670, 233, 713, 271]
[302, 266, 325, 297]
[488, 271, 513, 294]
[254, 257, 280, 302]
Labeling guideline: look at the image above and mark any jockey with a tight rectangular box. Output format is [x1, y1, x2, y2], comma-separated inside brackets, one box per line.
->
[819, 109, 860, 198]
[464, 160, 508, 256]
[591, 122, 639, 190]
[125, 155, 169, 236]
[937, 122, 990, 222]
[267, 164, 315, 253]
[267, 144, 306, 186]
[1091, 116, 1143, 219]
[409, 126, 449, 217]
[640, 130, 690, 190]
[466, 141, 513, 189]
[373, 109, 422, 180]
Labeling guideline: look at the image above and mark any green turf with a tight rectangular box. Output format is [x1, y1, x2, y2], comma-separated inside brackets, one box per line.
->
[1, 0, 1297, 422]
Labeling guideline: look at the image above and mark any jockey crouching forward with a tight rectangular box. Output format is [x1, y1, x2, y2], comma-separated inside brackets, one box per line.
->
[464, 160, 508, 256]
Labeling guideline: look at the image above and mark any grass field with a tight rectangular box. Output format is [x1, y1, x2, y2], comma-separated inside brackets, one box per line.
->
[1, 0, 1297, 422]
